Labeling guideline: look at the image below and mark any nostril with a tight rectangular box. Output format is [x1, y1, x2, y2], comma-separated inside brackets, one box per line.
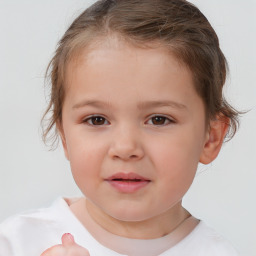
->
[113, 154, 138, 160]
[108, 141, 144, 161]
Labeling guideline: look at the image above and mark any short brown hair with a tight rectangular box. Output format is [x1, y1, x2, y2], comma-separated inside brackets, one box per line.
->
[42, 0, 240, 148]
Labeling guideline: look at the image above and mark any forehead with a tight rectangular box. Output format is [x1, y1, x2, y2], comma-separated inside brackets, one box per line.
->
[65, 37, 192, 88]
[63, 39, 205, 118]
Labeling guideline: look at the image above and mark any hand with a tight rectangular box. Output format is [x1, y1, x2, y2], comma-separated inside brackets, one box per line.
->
[41, 233, 90, 256]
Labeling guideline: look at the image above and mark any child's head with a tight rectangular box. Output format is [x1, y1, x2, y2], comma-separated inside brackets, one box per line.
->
[41, 0, 240, 229]
[43, 0, 239, 146]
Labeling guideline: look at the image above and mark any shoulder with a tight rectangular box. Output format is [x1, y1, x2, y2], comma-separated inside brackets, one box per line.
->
[164, 220, 239, 256]
[0, 197, 123, 256]
[193, 221, 239, 255]
[0, 197, 66, 234]
[176, 221, 238, 256]
[0, 198, 75, 256]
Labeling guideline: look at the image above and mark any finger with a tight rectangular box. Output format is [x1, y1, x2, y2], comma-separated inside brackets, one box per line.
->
[69, 246, 91, 256]
[62, 233, 75, 247]
[40, 244, 65, 256]
[61, 233, 91, 256]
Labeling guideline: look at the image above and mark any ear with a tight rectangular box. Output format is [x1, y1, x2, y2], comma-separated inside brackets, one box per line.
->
[199, 116, 230, 164]
[56, 121, 70, 160]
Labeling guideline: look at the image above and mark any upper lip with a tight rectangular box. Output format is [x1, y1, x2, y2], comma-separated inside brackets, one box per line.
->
[105, 172, 150, 181]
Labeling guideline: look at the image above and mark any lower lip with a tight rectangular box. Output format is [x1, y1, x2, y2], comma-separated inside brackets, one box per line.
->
[107, 180, 150, 193]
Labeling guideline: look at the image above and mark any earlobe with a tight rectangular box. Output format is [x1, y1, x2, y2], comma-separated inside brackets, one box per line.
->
[57, 121, 70, 161]
[199, 116, 229, 164]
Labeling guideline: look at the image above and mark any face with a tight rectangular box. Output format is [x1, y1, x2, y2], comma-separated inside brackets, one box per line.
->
[60, 39, 210, 224]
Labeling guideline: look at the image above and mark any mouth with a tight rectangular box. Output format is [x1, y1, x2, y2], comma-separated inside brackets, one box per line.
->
[105, 172, 151, 193]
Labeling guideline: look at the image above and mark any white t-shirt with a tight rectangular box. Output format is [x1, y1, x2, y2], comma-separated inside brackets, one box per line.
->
[0, 198, 239, 256]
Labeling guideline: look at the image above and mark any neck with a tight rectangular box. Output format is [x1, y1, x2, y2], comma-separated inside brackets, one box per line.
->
[71, 198, 191, 239]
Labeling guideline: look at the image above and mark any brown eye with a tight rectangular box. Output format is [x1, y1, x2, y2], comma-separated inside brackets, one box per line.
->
[147, 115, 174, 126]
[152, 116, 167, 125]
[84, 116, 109, 126]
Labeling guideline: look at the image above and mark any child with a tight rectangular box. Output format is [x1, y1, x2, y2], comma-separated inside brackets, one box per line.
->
[0, 0, 240, 255]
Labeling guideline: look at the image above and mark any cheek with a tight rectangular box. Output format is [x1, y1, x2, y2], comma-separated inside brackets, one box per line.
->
[69, 154, 100, 197]
[149, 135, 201, 185]
[150, 134, 201, 166]
[67, 132, 106, 161]
[67, 137, 106, 184]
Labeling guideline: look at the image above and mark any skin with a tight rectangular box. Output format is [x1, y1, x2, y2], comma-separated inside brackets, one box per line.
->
[41, 38, 228, 255]
[41, 234, 90, 256]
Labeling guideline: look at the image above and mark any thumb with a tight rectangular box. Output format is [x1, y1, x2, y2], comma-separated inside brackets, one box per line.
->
[61, 233, 91, 256]
[61, 233, 76, 247]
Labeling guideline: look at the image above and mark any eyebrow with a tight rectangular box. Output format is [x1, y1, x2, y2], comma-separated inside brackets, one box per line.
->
[137, 100, 187, 110]
[73, 100, 111, 109]
[72, 99, 187, 110]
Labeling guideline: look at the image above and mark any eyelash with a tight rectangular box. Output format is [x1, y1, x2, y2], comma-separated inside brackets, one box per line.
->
[146, 115, 175, 126]
[83, 114, 175, 127]
[83, 115, 110, 126]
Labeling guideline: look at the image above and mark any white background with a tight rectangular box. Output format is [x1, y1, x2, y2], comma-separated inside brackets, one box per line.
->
[0, 1, 255, 255]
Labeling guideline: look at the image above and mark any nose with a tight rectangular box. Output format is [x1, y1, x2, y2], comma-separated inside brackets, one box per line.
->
[108, 126, 144, 161]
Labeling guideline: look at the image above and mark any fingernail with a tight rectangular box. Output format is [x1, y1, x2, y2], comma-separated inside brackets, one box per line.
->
[62, 233, 75, 244]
